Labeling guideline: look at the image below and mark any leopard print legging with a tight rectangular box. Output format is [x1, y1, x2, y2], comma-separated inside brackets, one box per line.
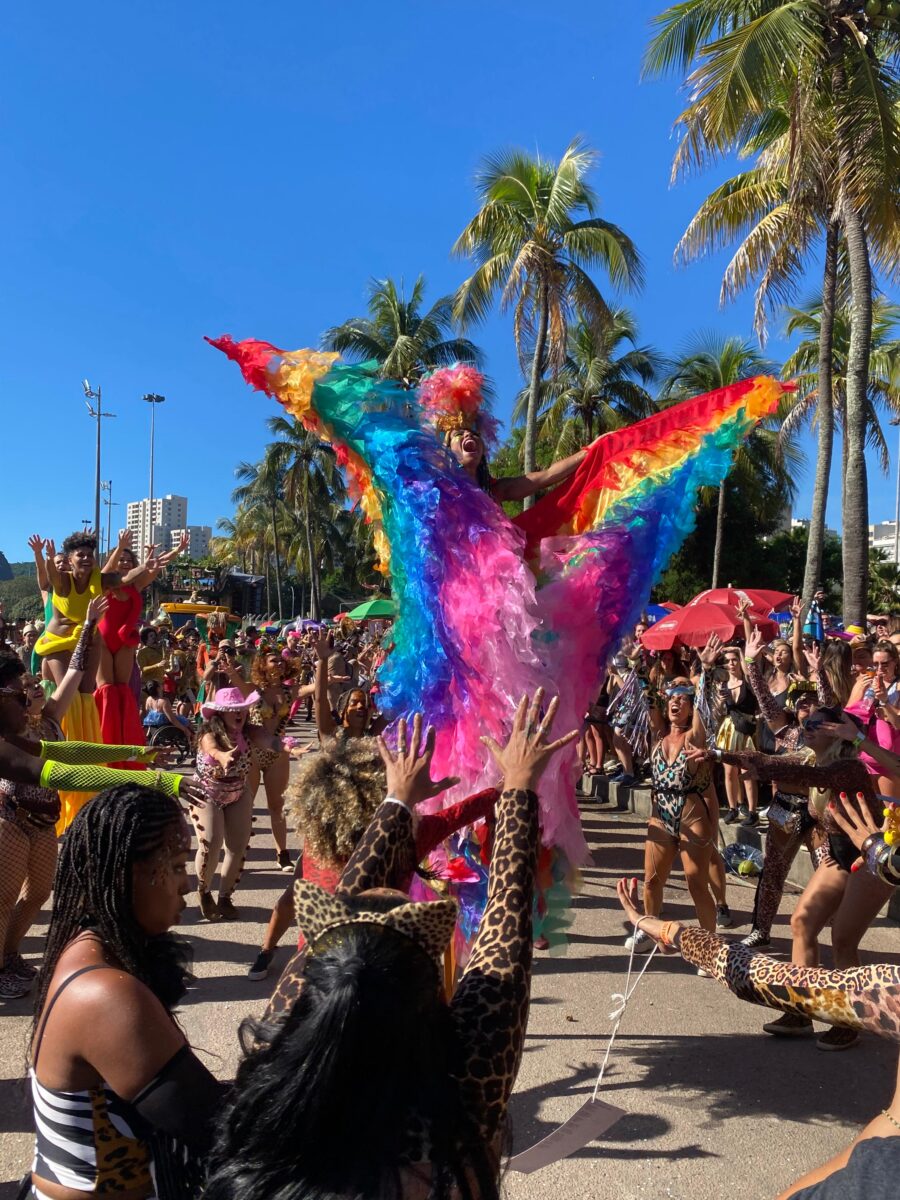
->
[0, 810, 57, 959]
[189, 788, 253, 897]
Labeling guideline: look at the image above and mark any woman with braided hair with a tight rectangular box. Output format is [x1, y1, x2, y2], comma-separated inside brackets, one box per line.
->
[28, 784, 223, 1200]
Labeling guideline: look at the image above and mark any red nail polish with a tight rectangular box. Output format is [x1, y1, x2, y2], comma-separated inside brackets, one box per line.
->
[851, 861, 862, 873]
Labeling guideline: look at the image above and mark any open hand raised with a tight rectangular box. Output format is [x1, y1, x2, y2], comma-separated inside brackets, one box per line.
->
[480, 688, 578, 792]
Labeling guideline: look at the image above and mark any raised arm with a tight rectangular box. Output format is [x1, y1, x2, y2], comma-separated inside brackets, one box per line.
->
[491, 446, 588, 503]
[803, 642, 836, 707]
[28, 534, 50, 599]
[743, 629, 789, 733]
[100, 528, 132, 575]
[452, 691, 578, 1142]
[43, 538, 66, 596]
[313, 628, 336, 737]
[338, 713, 458, 897]
[790, 594, 804, 667]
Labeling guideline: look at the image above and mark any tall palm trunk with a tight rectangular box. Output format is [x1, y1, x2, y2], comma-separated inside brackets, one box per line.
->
[840, 200, 873, 626]
[523, 280, 549, 510]
[711, 479, 726, 588]
[802, 222, 838, 606]
[304, 501, 319, 620]
[270, 500, 283, 621]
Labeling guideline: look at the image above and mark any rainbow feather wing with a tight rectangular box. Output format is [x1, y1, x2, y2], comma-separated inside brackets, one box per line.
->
[523, 377, 790, 738]
[208, 336, 590, 867]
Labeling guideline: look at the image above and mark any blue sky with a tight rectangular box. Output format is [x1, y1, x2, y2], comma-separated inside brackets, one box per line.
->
[1, 0, 895, 560]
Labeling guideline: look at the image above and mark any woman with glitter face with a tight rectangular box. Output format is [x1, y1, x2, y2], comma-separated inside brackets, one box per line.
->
[28, 784, 222, 1200]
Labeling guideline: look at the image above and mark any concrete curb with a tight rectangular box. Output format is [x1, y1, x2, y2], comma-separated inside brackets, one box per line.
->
[578, 772, 900, 919]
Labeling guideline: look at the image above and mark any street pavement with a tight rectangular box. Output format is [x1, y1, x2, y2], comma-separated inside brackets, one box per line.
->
[1, 730, 898, 1199]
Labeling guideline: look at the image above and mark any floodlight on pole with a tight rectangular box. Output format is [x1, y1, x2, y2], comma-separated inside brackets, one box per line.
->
[83, 381, 116, 538]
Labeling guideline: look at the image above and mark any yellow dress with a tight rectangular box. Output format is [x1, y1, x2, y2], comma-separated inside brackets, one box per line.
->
[35, 568, 103, 657]
[56, 692, 103, 834]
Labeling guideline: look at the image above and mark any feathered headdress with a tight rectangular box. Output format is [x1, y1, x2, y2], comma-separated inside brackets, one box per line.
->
[418, 364, 500, 446]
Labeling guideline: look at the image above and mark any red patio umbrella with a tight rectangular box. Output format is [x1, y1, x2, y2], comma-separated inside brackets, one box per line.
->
[641, 602, 779, 651]
[658, 600, 682, 611]
[689, 587, 793, 613]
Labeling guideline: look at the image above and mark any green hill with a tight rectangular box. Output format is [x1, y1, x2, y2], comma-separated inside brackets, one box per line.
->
[0, 574, 42, 620]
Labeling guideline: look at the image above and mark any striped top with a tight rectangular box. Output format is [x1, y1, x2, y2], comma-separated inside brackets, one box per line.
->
[30, 965, 154, 1196]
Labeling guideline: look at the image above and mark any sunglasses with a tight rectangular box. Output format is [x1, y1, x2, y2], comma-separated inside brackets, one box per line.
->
[665, 685, 695, 698]
[801, 715, 827, 733]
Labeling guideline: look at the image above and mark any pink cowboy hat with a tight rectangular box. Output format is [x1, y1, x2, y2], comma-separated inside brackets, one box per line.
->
[200, 686, 260, 721]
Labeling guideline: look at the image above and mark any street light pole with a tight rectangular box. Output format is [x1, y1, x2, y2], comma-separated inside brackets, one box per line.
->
[100, 481, 113, 556]
[83, 381, 116, 538]
[144, 394, 165, 552]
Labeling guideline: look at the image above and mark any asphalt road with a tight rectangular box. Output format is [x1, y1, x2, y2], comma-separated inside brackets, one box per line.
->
[2, 733, 898, 1200]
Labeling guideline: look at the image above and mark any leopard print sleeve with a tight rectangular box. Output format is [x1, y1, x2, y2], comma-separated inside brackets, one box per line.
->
[679, 927, 900, 1040]
[450, 787, 539, 1144]
[336, 800, 417, 897]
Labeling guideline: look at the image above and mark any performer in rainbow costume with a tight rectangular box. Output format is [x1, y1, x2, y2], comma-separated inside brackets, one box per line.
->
[208, 335, 789, 943]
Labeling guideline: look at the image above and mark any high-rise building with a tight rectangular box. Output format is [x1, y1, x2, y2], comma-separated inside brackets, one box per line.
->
[870, 520, 899, 565]
[170, 526, 212, 558]
[126, 494, 188, 552]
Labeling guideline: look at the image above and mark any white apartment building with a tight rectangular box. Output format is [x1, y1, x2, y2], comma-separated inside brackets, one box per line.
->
[126, 494, 188, 552]
[870, 520, 899, 565]
[170, 526, 212, 558]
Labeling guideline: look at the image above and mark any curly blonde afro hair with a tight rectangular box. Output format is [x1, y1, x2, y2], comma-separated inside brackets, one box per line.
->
[286, 735, 386, 868]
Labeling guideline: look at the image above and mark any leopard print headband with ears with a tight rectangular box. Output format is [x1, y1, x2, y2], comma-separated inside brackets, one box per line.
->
[293, 879, 458, 969]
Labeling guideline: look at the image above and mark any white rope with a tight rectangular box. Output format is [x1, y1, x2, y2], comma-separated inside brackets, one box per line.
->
[590, 929, 658, 1102]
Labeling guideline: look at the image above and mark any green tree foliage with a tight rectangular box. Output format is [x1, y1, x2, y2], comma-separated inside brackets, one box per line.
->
[511, 310, 660, 455]
[453, 137, 643, 501]
[869, 546, 900, 612]
[0, 575, 43, 620]
[654, 503, 843, 607]
[322, 276, 481, 387]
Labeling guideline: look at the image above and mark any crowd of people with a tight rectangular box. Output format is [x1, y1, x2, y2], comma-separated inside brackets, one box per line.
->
[3, 520, 900, 1199]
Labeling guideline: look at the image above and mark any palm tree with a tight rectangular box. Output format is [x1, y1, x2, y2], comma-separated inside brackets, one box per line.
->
[671, 90, 842, 605]
[869, 547, 900, 612]
[452, 137, 644, 504]
[322, 276, 482, 387]
[265, 415, 347, 620]
[645, 2, 900, 622]
[659, 334, 798, 588]
[231, 446, 288, 621]
[511, 309, 660, 457]
[782, 295, 900, 522]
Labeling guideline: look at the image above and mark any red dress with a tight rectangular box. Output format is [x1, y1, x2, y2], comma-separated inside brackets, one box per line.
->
[98, 586, 142, 655]
[97, 585, 146, 763]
